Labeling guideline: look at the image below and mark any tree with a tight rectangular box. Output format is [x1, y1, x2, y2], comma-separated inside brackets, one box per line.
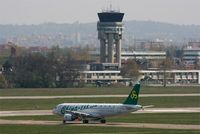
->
[11, 53, 56, 88]
[0, 74, 8, 88]
[121, 60, 140, 81]
[2, 48, 85, 88]
[56, 59, 83, 87]
[161, 58, 173, 87]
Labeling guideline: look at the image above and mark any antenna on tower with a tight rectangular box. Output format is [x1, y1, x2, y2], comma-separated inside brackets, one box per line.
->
[102, 0, 121, 12]
[110, 3, 112, 11]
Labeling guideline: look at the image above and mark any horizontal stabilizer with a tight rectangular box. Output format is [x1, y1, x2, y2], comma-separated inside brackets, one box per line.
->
[142, 105, 154, 108]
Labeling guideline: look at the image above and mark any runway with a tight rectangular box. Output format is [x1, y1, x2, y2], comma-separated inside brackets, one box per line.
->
[1, 108, 199, 130]
[0, 94, 199, 99]
[0, 107, 199, 117]
[0, 110, 52, 117]
[133, 107, 200, 114]
[0, 119, 199, 130]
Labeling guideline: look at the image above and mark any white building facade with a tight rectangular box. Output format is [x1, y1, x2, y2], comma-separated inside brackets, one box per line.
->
[140, 70, 200, 85]
[183, 48, 200, 69]
[121, 51, 166, 61]
[80, 70, 124, 83]
[80, 68, 200, 85]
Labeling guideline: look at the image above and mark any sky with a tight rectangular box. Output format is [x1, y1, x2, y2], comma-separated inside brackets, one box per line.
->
[0, 0, 199, 25]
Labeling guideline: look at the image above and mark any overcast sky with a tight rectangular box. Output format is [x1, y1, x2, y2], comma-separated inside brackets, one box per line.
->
[0, 0, 199, 25]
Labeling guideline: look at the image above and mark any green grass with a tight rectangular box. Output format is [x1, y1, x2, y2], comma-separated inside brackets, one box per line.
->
[0, 125, 199, 134]
[0, 96, 199, 110]
[1, 113, 199, 125]
[108, 113, 200, 125]
[0, 86, 199, 96]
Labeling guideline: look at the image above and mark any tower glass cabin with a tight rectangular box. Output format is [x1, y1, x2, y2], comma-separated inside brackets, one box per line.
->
[97, 11, 124, 68]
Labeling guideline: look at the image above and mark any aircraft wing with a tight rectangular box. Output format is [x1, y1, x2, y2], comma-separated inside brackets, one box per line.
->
[65, 110, 101, 119]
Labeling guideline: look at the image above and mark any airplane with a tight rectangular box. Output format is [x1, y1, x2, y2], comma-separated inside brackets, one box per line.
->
[53, 83, 147, 124]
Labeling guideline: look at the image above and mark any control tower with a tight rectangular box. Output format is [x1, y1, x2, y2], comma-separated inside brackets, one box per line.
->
[97, 10, 124, 67]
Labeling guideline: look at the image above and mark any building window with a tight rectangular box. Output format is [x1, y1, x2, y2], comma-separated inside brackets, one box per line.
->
[87, 74, 91, 78]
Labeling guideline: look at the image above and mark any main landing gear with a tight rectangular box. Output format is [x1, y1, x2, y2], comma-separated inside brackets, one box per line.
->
[63, 119, 106, 124]
[100, 119, 106, 124]
[82, 119, 106, 124]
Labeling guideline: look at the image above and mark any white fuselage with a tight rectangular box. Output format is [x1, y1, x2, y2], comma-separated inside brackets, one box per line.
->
[53, 103, 142, 118]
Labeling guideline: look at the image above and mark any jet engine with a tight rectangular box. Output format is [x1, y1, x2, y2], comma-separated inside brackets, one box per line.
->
[63, 114, 77, 121]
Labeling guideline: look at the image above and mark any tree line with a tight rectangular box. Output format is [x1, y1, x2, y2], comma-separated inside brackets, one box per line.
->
[0, 47, 90, 88]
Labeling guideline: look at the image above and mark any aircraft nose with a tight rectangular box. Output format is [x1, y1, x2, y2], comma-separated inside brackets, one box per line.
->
[52, 108, 57, 115]
[52, 109, 55, 114]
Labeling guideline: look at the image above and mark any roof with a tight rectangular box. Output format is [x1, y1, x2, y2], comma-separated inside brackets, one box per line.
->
[98, 12, 124, 22]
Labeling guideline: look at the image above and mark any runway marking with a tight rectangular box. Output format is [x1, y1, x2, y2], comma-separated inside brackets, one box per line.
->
[0, 94, 199, 99]
[0, 119, 199, 130]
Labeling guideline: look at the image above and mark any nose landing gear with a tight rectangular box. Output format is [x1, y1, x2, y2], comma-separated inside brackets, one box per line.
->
[83, 120, 89, 124]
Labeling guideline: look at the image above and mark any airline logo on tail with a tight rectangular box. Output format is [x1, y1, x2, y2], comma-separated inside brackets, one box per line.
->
[131, 90, 138, 100]
[123, 83, 140, 105]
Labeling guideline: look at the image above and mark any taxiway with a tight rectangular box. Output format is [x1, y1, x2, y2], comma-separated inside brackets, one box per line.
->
[0, 119, 199, 130]
[0, 94, 199, 99]
[0, 107, 199, 117]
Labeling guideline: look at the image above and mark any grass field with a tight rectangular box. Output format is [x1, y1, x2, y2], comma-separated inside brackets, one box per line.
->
[0, 125, 199, 134]
[0, 86, 199, 96]
[1, 113, 199, 125]
[0, 96, 199, 110]
[1, 86, 199, 134]
[109, 113, 200, 125]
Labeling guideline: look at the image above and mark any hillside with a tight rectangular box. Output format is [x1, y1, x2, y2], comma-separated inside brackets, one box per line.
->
[0, 21, 199, 46]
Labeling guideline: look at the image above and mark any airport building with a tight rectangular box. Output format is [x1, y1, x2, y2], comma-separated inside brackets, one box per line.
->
[121, 51, 166, 62]
[80, 67, 200, 85]
[80, 11, 200, 85]
[183, 48, 200, 69]
[80, 70, 123, 84]
[97, 10, 124, 67]
[90, 51, 166, 61]
[80, 9, 127, 84]
[80, 63, 126, 84]
[140, 70, 200, 85]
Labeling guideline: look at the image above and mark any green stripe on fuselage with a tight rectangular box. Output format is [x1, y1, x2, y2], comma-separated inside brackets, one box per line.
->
[61, 105, 98, 114]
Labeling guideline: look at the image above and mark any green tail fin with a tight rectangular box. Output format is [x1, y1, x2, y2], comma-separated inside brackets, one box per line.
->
[123, 83, 140, 105]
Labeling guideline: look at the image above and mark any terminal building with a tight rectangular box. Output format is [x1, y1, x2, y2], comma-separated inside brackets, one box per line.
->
[80, 11, 200, 85]
[80, 63, 124, 84]
[90, 51, 166, 62]
[80, 67, 200, 85]
[183, 48, 200, 69]
[121, 51, 166, 61]
[140, 70, 200, 85]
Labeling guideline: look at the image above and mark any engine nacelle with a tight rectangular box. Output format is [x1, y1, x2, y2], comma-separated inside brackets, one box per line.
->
[63, 114, 77, 121]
